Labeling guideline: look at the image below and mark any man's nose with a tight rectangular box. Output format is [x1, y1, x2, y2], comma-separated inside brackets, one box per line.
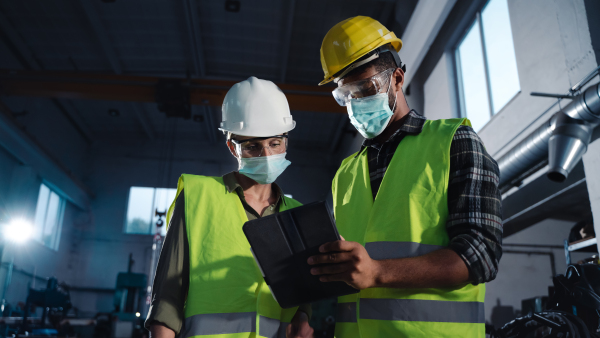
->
[260, 146, 272, 157]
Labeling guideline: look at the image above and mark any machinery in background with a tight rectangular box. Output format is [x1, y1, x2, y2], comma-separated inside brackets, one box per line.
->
[23, 277, 72, 329]
[112, 254, 147, 338]
[565, 218, 597, 265]
[309, 299, 336, 338]
[0, 277, 74, 337]
[489, 264, 600, 338]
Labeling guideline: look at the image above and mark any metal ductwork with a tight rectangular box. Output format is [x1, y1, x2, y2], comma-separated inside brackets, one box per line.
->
[498, 81, 600, 190]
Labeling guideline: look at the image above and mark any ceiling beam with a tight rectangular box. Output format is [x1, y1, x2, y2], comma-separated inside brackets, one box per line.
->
[279, 0, 296, 83]
[0, 69, 345, 113]
[129, 102, 156, 140]
[79, 0, 123, 74]
[182, 0, 206, 77]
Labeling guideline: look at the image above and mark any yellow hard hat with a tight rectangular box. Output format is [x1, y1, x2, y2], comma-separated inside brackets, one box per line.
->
[319, 16, 402, 86]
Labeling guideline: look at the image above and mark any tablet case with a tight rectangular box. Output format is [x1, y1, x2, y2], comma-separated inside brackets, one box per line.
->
[243, 201, 359, 308]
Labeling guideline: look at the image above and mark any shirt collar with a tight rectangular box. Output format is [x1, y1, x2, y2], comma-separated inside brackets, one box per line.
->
[222, 171, 285, 205]
[362, 110, 425, 148]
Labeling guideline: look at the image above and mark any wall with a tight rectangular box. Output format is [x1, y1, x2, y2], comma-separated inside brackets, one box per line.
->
[479, 0, 597, 157]
[422, 53, 454, 120]
[0, 95, 91, 312]
[412, 0, 598, 326]
[583, 141, 600, 252]
[1, 96, 91, 178]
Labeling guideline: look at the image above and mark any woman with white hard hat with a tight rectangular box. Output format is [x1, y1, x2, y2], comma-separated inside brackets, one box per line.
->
[146, 77, 314, 338]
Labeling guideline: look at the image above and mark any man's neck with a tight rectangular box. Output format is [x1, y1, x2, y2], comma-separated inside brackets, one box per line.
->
[374, 105, 411, 143]
[234, 171, 274, 202]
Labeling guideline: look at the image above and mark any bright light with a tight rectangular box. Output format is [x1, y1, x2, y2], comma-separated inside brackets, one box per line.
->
[135, 312, 141, 317]
[4, 219, 33, 243]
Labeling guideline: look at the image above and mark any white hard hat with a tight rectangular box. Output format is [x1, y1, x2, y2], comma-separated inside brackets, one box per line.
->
[219, 77, 296, 137]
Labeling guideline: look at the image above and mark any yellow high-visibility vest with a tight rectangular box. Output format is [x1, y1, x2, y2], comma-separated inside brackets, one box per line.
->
[332, 118, 485, 338]
[170, 174, 302, 338]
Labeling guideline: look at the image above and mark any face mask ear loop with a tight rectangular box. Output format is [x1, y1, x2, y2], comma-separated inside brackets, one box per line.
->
[387, 71, 398, 114]
[391, 92, 398, 114]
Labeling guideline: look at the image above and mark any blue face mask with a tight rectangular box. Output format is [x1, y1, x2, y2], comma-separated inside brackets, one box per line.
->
[347, 82, 397, 139]
[238, 152, 291, 184]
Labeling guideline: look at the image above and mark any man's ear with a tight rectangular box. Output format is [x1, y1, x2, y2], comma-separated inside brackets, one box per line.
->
[393, 67, 405, 94]
[227, 140, 239, 158]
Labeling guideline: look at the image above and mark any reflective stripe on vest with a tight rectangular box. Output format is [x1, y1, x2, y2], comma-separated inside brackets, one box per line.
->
[182, 313, 288, 338]
[337, 299, 485, 324]
[182, 312, 255, 336]
[365, 241, 444, 260]
[259, 316, 289, 338]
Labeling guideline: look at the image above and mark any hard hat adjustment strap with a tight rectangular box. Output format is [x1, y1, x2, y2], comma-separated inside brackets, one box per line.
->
[333, 53, 379, 83]
[333, 44, 405, 84]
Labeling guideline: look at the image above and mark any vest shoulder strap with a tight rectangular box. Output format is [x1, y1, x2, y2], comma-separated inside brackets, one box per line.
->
[167, 174, 225, 225]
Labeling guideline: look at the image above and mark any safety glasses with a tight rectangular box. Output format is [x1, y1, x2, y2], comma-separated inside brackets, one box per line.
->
[230, 135, 288, 157]
[331, 68, 395, 106]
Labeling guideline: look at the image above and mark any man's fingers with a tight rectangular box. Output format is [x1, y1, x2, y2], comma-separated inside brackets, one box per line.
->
[311, 262, 352, 275]
[308, 252, 354, 265]
[319, 272, 356, 285]
[319, 240, 355, 253]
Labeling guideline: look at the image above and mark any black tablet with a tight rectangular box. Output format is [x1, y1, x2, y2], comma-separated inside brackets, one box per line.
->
[243, 201, 359, 308]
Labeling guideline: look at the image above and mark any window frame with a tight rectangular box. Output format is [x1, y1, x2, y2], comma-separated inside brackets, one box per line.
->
[452, 0, 520, 129]
[33, 182, 66, 251]
[123, 186, 176, 236]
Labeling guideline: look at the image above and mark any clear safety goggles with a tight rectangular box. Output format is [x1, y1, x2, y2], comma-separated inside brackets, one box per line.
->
[331, 68, 395, 106]
[230, 135, 288, 157]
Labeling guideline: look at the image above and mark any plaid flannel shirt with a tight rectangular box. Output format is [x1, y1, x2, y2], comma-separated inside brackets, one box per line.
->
[362, 110, 502, 284]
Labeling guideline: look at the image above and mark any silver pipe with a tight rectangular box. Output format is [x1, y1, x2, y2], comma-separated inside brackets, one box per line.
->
[498, 83, 600, 189]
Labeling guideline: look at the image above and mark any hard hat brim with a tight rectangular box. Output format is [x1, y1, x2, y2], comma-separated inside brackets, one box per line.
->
[218, 121, 296, 138]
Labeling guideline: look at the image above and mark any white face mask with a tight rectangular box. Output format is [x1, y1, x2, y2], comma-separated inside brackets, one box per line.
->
[238, 152, 291, 184]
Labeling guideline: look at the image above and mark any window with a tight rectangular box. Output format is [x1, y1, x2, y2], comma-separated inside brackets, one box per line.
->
[125, 187, 177, 236]
[33, 183, 66, 250]
[455, 0, 520, 131]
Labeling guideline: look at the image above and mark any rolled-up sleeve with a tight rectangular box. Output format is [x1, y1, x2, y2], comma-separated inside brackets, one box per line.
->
[446, 126, 503, 284]
[144, 191, 189, 334]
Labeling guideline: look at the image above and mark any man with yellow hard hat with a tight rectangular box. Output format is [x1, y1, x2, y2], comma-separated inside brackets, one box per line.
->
[308, 16, 502, 337]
